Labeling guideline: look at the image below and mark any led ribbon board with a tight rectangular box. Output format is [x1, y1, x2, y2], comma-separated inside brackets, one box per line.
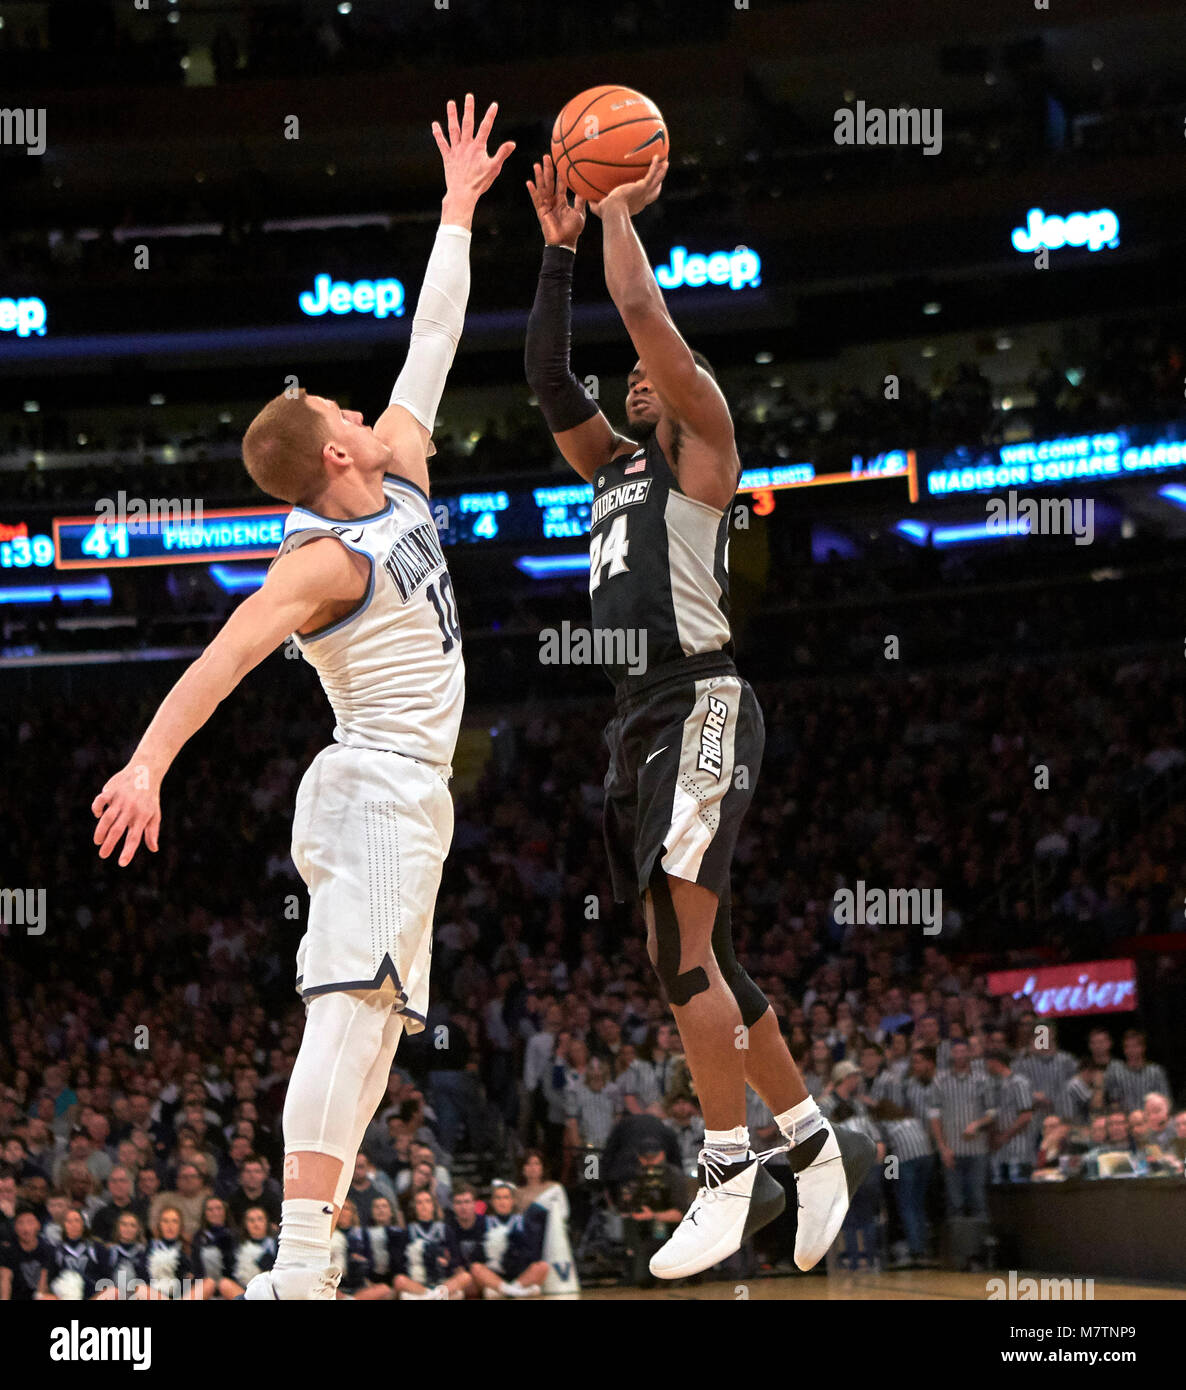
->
[923, 423, 1186, 497]
[0, 521, 55, 568]
[54, 507, 291, 569]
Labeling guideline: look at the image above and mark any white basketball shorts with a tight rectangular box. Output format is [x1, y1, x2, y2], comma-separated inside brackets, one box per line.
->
[290, 743, 454, 1032]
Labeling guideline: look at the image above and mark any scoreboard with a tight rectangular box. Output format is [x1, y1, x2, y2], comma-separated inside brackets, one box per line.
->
[54, 507, 287, 569]
[2, 446, 917, 575]
[433, 451, 916, 546]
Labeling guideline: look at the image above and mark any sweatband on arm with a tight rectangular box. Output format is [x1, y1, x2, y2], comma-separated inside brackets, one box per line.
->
[389, 223, 472, 434]
[524, 245, 600, 435]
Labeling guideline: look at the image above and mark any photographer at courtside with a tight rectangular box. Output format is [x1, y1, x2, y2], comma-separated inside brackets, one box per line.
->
[616, 1138, 688, 1289]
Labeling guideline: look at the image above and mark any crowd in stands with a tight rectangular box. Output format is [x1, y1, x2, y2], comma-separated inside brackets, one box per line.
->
[0, 0, 729, 93]
[1, 976, 1180, 1294]
[2, 0, 1181, 181]
[4, 318, 1182, 511]
[2, 620, 1184, 1291]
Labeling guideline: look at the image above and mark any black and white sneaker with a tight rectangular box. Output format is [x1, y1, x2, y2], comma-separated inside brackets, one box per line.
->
[649, 1145, 787, 1280]
[787, 1121, 877, 1270]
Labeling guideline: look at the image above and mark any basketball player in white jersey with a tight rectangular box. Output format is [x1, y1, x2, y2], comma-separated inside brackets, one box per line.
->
[91, 95, 514, 1300]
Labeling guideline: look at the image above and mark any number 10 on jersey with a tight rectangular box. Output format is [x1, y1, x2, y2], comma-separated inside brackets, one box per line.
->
[589, 515, 630, 593]
[427, 572, 461, 652]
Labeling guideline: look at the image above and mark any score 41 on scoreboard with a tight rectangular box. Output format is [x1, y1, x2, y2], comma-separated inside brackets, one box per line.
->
[53, 507, 290, 568]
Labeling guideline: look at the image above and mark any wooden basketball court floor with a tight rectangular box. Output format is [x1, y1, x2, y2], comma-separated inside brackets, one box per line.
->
[551, 1271, 1185, 1300]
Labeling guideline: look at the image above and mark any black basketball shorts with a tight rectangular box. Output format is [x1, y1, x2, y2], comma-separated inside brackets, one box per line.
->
[602, 659, 765, 903]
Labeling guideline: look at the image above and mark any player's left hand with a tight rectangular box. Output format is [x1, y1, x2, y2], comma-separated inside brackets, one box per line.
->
[92, 763, 161, 867]
[432, 93, 516, 204]
[588, 156, 667, 219]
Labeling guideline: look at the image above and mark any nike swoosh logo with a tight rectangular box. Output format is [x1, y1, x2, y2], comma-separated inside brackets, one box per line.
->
[630, 129, 667, 155]
[646, 746, 669, 764]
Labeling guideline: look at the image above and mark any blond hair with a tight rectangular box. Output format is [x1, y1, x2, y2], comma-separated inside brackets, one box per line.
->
[241, 389, 331, 506]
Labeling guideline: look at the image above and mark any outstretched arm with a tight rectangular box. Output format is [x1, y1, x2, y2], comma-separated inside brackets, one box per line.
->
[376, 94, 514, 495]
[592, 158, 738, 509]
[524, 155, 635, 481]
[91, 539, 367, 866]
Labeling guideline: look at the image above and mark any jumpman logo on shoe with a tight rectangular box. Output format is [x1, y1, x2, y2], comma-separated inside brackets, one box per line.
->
[650, 1148, 787, 1280]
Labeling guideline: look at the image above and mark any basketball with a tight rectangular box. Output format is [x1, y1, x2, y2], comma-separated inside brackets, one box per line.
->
[550, 85, 668, 202]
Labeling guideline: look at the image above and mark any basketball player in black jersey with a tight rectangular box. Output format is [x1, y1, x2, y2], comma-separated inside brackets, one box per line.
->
[524, 153, 874, 1279]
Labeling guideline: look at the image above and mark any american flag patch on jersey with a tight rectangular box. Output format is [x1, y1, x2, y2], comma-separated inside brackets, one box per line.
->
[624, 459, 647, 474]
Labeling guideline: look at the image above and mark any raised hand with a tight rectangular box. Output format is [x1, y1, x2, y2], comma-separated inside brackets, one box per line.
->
[526, 153, 587, 251]
[587, 155, 667, 220]
[433, 94, 516, 211]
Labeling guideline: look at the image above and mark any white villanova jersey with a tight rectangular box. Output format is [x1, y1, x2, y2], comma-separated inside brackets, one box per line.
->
[276, 473, 464, 767]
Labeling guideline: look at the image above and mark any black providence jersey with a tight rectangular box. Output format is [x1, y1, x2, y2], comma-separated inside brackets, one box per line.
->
[588, 431, 734, 687]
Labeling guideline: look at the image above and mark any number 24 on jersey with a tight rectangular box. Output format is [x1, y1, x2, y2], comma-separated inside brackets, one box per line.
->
[589, 515, 630, 593]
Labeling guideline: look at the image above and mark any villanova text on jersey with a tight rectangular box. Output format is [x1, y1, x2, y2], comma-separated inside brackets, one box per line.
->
[383, 519, 448, 603]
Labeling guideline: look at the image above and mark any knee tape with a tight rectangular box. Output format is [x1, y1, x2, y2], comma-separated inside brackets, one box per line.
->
[648, 872, 710, 1005]
[711, 894, 769, 1029]
[648, 878, 769, 1023]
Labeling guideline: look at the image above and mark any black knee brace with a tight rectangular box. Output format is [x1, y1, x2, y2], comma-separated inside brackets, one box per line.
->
[712, 892, 770, 1028]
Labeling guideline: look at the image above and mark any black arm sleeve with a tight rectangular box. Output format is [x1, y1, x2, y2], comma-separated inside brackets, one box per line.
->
[524, 246, 601, 435]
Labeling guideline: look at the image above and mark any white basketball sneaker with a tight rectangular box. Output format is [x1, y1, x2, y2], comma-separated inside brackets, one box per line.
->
[649, 1146, 787, 1280]
[244, 1264, 341, 1300]
[501, 1280, 542, 1298]
[788, 1121, 877, 1271]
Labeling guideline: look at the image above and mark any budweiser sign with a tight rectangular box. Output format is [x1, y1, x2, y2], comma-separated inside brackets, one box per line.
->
[988, 959, 1137, 1018]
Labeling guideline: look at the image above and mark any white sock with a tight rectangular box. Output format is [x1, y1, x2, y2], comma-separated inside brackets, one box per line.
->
[498, 1279, 519, 1295]
[703, 1125, 751, 1160]
[774, 1097, 825, 1147]
[274, 1198, 334, 1271]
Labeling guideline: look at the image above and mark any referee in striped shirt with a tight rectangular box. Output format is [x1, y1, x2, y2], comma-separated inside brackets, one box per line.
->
[929, 1039, 993, 1220]
[985, 1049, 1036, 1182]
[1012, 1022, 1079, 1144]
[563, 1058, 623, 1166]
[869, 1049, 936, 1266]
[1105, 1031, 1171, 1114]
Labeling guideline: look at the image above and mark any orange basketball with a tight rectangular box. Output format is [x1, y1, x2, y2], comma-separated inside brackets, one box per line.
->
[550, 85, 669, 203]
